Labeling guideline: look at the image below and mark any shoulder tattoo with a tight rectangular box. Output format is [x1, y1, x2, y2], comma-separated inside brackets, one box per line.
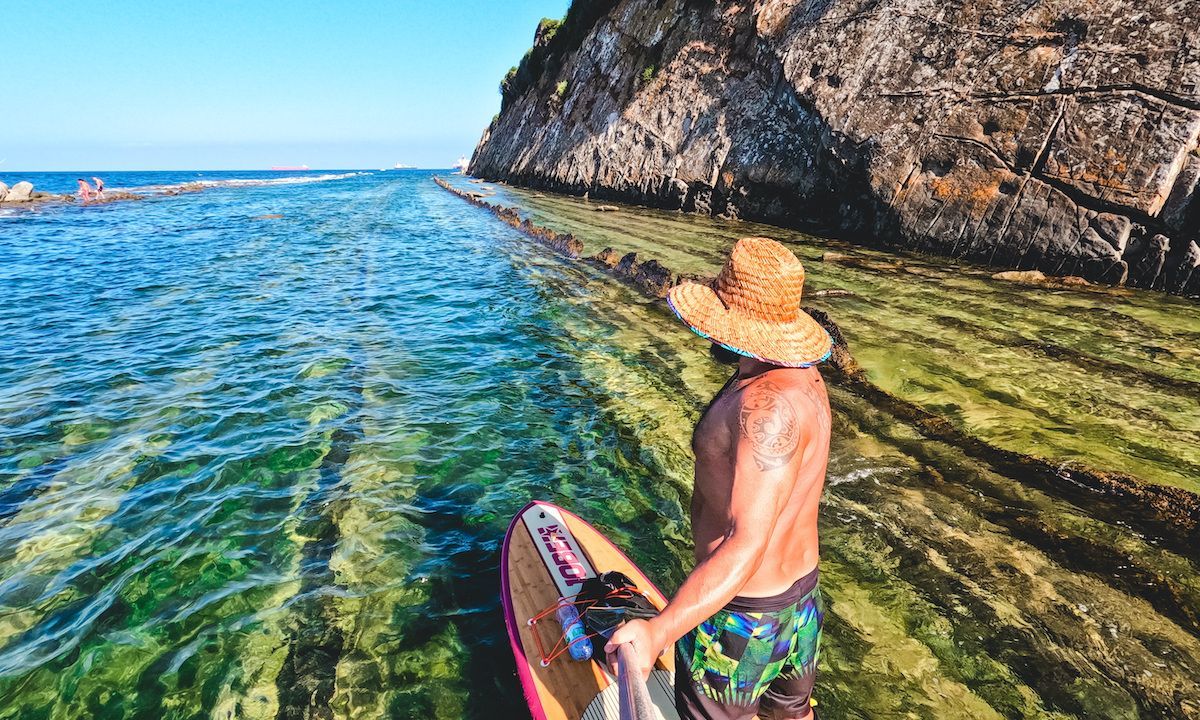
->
[738, 380, 801, 471]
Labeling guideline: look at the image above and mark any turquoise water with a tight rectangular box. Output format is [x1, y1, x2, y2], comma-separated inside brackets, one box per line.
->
[1, 171, 1197, 719]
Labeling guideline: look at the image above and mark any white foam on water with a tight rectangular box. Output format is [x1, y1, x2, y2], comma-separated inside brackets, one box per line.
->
[126, 171, 371, 195]
[827, 466, 907, 487]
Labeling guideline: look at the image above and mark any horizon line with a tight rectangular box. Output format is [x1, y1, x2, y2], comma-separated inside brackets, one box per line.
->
[0, 167, 456, 174]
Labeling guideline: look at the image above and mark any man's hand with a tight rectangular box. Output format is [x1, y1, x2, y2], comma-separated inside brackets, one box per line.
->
[604, 618, 665, 680]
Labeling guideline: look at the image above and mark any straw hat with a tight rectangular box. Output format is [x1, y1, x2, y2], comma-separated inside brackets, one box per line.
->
[667, 237, 833, 367]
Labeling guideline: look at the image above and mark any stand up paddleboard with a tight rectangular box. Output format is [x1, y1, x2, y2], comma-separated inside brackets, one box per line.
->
[502, 501, 679, 720]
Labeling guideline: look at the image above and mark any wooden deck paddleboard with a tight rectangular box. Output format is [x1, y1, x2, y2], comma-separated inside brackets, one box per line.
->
[502, 501, 679, 720]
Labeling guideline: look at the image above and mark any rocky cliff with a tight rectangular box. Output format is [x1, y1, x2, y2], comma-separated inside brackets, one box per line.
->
[470, 0, 1200, 295]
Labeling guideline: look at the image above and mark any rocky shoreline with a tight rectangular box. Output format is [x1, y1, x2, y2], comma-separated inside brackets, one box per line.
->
[433, 175, 1199, 543]
[470, 0, 1200, 298]
[0, 178, 286, 211]
[0, 179, 164, 209]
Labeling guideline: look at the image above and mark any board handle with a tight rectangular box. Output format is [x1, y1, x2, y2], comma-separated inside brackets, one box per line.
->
[615, 644, 656, 720]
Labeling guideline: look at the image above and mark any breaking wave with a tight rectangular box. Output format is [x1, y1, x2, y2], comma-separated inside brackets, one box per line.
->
[128, 171, 371, 195]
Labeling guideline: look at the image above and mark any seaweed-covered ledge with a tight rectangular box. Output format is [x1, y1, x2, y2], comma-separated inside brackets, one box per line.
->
[432, 176, 1200, 544]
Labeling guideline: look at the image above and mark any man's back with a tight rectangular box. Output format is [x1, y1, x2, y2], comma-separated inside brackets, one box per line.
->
[691, 364, 831, 597]
[608, 237, 834, 719]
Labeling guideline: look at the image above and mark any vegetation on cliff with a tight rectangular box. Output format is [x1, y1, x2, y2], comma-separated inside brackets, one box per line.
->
[498, 0, 618, 111]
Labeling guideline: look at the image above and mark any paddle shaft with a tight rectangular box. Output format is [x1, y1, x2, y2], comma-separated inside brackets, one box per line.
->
[616, 644, 656, 720]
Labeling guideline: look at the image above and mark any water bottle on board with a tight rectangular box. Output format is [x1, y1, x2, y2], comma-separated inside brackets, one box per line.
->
[556, 599, 593, 661]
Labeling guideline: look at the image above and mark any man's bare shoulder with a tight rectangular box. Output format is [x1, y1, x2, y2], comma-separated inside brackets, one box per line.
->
[734, 375, 806, 472]
[737, 370, 824, 411]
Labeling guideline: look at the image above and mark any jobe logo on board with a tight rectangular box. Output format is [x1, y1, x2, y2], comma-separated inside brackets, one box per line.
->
[538, 525, 587, 587]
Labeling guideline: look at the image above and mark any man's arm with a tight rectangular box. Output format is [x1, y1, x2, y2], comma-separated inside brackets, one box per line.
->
[606, 380, 807, 675]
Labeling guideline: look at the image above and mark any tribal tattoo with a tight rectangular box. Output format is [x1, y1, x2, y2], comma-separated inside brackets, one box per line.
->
[738, 380, 801, 471]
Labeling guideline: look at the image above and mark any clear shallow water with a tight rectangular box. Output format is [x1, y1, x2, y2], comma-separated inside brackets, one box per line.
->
[467, 181, 1200, 494]
[0, 171, 1197, 720]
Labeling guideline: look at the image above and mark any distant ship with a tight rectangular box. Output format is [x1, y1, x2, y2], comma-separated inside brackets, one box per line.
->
[271, 165, 309, 171]
[393, 163, 415, 169]
[453, 156, 469, 174]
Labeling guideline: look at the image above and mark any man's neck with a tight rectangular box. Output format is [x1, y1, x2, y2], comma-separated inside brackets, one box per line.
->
[736, 357, 779, 380]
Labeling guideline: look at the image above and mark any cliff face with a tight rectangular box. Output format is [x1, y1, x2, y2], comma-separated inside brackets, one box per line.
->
[470, 0, 1200, 295]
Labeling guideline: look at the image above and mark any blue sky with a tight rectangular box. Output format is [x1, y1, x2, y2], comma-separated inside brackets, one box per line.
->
[0, 1, 569, 170]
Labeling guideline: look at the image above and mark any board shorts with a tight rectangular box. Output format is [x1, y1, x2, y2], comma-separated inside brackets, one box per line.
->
[675, 567, 823, 720]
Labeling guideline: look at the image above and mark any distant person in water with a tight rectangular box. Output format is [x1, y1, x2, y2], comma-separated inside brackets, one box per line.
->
[92, 177, 105, 198]
[607, 237, 834, 719]
[76, 179, 93, 202]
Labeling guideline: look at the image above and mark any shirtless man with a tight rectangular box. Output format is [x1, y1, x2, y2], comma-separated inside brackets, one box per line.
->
[607, 237, 834, 720]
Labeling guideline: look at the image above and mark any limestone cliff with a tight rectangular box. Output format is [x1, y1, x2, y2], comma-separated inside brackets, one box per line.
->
[470, 0, 1200, 295]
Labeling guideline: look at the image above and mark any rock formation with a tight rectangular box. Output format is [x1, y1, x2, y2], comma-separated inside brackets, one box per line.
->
[433, 176, 585, 257]
[470, 0, 1200, 296]
[0, 181, 75, 205]
[3, 181, 34, 203]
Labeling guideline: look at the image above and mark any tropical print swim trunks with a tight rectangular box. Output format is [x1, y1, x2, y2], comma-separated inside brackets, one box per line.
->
[675, 567, 823, 720]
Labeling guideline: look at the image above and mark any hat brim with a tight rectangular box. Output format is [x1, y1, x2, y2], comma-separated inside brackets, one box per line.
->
[667, 280, 833, 368]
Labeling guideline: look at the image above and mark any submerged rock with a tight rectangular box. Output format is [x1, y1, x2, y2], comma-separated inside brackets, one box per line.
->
[84, 191, 142, 205]
[433, 175, 582, 258]
[811, 288, 856, 298]
[993, 270, 1048, 284]
[992, 269, 1098, 288]
[37, 192, 74, 202]
[633, 259, 674, 298]
[615, 251, 639, 276]
[591, 247, 621, 268]
[161, 183, 205, 196]
[676, 272, 714, 287]
[822, 251, 904, 272]
[585, 248, 681, 298]
[803, 307, 861, 378]
[472, 0, 1200, 297]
